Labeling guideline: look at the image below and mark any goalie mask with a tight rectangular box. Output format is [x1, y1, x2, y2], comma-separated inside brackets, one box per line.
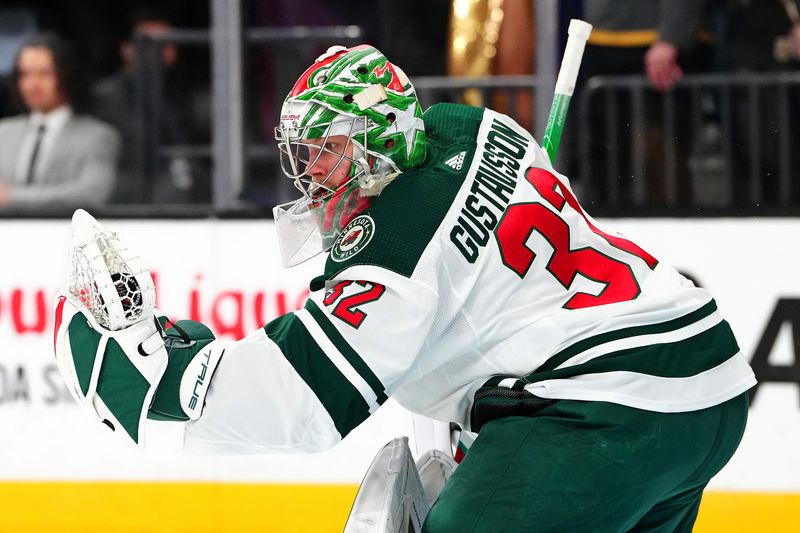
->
[274, 44, 427, 267]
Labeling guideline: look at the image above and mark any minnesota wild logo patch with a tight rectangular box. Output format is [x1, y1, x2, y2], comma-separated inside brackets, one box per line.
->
[331, 215, 375, 262]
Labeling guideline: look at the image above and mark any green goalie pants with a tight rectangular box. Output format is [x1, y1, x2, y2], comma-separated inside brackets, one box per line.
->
[423, 393, 748, 533]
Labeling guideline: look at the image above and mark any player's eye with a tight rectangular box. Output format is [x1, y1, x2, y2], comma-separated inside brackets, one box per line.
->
[325, 142, 336, 151]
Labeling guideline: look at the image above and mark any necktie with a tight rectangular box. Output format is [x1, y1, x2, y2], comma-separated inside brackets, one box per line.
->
[25, 124, 46, 185]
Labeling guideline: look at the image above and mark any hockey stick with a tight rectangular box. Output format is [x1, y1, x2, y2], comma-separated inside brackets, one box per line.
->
[541, 19, 593, 164]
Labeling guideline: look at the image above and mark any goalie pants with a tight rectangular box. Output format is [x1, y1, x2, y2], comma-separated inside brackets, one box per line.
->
[422, 393, 748, 533]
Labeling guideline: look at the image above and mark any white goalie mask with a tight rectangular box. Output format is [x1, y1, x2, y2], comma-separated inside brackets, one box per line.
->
[273, 102, 379, 267]
[272, 44, 427, 267]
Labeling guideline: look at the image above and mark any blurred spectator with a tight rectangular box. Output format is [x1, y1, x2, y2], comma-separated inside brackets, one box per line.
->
[93, 7, 206, 204]
[0, 33, 119, 207]
[720, 0, 800, 205]
[583, 0, 711, 92]
[573, 0, 712, 207]
[724, 0, 800, 69]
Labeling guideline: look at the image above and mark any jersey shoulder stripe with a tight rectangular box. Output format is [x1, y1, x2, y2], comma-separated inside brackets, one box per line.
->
[310, 103, 485, 291]
[264, 312, 373, 437]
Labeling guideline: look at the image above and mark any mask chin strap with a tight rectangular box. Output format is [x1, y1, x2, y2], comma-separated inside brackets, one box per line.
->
[356, 157, 400, 196]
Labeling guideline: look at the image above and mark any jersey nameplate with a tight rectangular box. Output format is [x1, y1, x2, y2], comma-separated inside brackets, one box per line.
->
[331, 215, 376, 262]
[449, 118, 531, 263]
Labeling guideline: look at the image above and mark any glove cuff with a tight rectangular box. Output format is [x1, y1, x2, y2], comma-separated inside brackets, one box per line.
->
[148, 320, 224, 421]
[179, 340, 225, 420]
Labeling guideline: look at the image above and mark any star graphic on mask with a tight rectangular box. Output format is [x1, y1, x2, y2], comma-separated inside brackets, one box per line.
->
[375, 102, 424, 158]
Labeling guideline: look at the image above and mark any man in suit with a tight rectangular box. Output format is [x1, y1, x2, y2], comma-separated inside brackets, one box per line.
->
[0, 33, 119, 207]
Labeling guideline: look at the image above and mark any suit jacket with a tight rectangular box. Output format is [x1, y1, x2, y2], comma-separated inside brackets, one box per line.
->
[0, 114, 120, 206]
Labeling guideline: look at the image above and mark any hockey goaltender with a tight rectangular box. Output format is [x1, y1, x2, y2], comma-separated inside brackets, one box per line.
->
[54, 45, 755, 532]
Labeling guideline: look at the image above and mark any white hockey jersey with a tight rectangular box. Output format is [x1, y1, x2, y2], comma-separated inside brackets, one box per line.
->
[185, 104, 756, 453]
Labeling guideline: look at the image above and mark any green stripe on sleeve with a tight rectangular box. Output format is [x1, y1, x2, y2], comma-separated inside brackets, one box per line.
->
[265, 313, 371, 438]
[305, 299, 389, 404]
[536, 300, 719, 373]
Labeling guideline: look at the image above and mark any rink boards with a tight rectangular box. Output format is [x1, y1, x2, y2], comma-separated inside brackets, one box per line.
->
[0, 218, 798, 531]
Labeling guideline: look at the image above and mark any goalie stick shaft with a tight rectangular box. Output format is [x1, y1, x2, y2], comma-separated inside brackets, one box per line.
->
[541, 19, 593, 164]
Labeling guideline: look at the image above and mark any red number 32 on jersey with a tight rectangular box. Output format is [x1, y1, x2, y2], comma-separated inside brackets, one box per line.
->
[323, 280, 386, 328]
[495, 168, 658, 310]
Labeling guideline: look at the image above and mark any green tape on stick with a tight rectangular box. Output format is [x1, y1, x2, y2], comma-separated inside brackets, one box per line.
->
[542, 93, 572, 164]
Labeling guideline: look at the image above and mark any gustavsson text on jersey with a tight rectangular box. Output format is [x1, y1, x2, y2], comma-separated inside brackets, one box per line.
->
[449, 118, 531, 263]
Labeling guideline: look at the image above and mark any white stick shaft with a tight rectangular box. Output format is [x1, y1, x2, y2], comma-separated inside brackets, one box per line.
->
[554, 19, 593, 96]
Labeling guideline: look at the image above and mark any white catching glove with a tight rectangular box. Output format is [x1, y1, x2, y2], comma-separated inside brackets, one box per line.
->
[53, 210, 224, 448]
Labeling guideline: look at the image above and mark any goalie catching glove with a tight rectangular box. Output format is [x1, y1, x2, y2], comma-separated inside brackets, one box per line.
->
[53, 210, 224, 447]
